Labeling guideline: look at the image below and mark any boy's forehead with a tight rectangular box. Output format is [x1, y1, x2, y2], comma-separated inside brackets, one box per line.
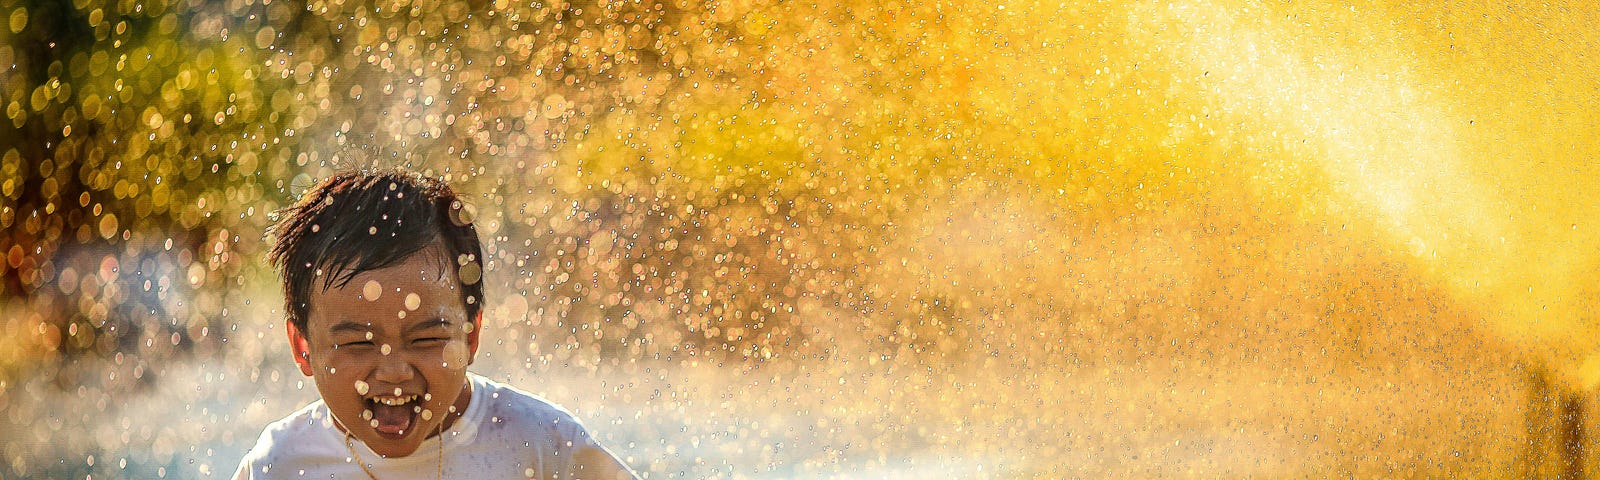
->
[309, 287, 460, 333]
[336, 248, 458, 291]
[350, 262, 454, 289]
[321, 307, 455, 331]
[307, 252, 463, 327]
[329, 265, 458, 304]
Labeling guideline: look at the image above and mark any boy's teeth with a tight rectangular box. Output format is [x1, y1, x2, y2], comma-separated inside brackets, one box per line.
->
[372, 394, 417, 406]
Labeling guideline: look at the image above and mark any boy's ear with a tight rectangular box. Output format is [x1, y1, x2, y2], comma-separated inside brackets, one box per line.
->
[286, 321, 316, 377]
[466, 310, 482, 365]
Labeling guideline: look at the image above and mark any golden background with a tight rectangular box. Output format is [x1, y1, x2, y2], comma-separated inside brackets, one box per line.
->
[2, 0, 1599, 477]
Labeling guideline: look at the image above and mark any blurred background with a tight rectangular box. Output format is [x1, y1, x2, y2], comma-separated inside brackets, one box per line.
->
[3, 0, 1600, 477]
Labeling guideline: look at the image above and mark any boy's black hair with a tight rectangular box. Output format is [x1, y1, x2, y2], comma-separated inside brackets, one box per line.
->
[267, 169, 484, 337]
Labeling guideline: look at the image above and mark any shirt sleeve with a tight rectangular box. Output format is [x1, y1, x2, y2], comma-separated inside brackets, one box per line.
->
[232, 422, 279, 480]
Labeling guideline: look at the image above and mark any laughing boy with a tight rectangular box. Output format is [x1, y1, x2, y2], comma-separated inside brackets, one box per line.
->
[234, 169, 636, 479]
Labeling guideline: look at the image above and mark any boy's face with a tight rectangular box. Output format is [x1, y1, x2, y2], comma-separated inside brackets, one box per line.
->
[287, 245, 481, 457]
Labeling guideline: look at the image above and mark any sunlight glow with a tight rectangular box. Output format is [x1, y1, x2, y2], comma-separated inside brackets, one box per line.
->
[1142, 0, 1600, 385]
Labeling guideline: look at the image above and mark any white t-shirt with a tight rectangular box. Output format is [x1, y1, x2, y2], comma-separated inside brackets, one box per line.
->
[233, 373, 634, 479]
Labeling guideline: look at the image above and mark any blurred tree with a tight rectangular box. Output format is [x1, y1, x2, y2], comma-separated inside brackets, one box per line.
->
[0, 0, 768, 378]
[0, 0, 292, 379]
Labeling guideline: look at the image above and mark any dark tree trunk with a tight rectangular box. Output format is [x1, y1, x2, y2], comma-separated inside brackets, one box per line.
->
[1530, 364, 1555, 478]
[1561, 392, 1585, 480]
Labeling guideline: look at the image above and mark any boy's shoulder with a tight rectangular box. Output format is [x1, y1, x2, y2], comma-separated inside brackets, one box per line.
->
[234, 401, 344, 478]
[461, 373, 598, 444]
[252, 399, 336, 446]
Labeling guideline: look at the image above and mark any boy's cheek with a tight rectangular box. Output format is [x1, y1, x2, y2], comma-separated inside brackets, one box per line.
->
[313, 351, 370, 379]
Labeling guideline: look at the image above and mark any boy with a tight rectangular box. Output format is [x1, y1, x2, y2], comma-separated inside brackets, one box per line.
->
[234, 169, 636, 479]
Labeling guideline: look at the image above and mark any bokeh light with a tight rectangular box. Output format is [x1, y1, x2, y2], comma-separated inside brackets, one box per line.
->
[4, 0, 1600, 477]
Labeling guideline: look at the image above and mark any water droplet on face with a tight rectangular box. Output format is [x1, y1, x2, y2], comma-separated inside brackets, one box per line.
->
[443, 341, 469, 368]
[380, 344, 392, 355]
[362, 280, 382, 301]
[361, 409, 373, 420]
[354, 380, 370, 395]
[369, 419, 379, 428]
[404, 293, 421, 310]
[423, 393, 432, 401]
[365, 331, 374, 340]
[458, 263, 482, 285]
[421, 409, 433, 421]
[393, 387, 402, 396]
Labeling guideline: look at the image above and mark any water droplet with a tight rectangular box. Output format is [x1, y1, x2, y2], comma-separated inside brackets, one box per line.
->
[404, 293, 421, 310]
[354, 380, 370, 395]
[362, 280, 383, 301]
[443, 341, 469, 368]
[458, 263, 482, 285]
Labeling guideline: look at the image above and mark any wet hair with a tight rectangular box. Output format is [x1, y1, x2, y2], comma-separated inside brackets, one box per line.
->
[267, 168, 484, 337]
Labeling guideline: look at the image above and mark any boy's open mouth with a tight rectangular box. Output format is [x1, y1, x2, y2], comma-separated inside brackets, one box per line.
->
[366, 393, 420, 437]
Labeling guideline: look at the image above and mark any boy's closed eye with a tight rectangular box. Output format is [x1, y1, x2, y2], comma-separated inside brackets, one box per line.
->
[328, 321, 376, 348]
[411, 336, 448, 347]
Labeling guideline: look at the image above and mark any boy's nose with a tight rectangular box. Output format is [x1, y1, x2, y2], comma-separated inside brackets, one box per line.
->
[371, 348, 416, 383]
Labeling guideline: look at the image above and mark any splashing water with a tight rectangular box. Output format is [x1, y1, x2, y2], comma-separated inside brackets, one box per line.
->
[3, 0, 1600, 478]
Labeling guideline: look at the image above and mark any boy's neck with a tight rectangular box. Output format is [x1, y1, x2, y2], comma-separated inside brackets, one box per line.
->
[432, 377, 475, 438]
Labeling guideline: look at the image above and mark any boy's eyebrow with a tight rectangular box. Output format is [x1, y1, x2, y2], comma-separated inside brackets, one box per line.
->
[328, 321, 370, 336]
[406, 318, 453, 335]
